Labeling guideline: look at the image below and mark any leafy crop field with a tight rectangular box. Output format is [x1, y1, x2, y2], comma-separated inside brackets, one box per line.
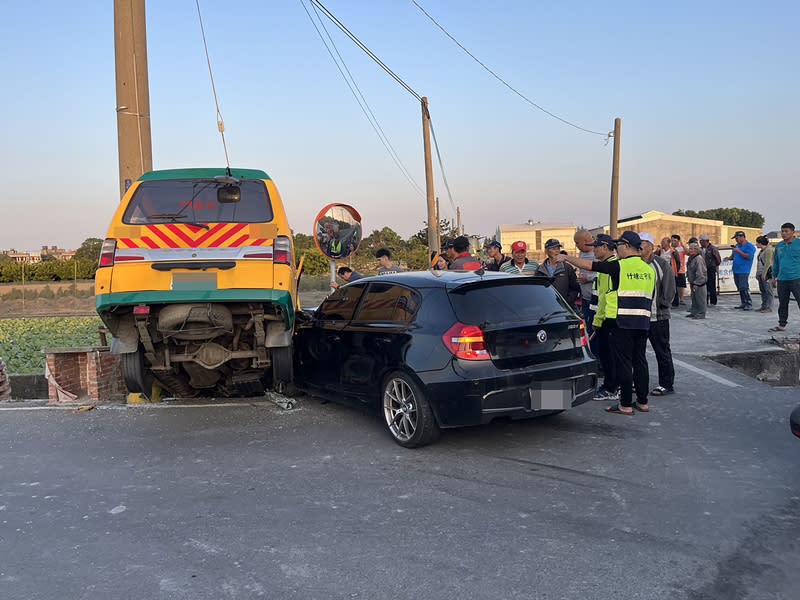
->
[0, 317, 104, 374]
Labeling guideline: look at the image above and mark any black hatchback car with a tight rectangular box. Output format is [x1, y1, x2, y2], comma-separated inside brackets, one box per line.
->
[294, 271, 597, 447]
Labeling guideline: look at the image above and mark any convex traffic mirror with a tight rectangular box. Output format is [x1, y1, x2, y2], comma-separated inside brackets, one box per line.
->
[313, 203, 362, 260]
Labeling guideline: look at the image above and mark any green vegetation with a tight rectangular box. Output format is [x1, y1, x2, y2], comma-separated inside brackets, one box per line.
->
[0, 317, 104, 374]
[672, 208, 765, 229]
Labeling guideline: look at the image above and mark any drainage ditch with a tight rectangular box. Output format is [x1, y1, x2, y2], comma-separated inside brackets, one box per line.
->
[710, 338, 800, 386]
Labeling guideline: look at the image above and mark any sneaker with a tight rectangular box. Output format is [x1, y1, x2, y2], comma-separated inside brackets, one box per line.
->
[742, 306, 753, 311]
[593, 388, 620, 401]
[734, 305, 745, 309]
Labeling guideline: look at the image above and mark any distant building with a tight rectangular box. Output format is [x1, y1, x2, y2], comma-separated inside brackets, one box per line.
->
[40, 245, 77, 261]
[496, 222, 578, 263]
[1, 249, 42, 263]
[590, 210, 762, 246]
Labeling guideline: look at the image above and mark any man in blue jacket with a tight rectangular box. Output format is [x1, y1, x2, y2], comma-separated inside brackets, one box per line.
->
[770, 222, 800, 332]
[727, 231, 756, 311]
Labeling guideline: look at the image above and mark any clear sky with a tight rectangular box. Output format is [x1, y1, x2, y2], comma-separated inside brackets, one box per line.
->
[1, 0, 797, 251]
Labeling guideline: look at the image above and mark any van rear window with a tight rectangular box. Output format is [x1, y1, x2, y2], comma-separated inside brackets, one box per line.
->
[449, 280, 572, 324]
[123, 180, 274, 224]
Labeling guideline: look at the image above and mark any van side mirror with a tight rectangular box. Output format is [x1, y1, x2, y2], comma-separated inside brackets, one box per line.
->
[217, 185, 241, 204]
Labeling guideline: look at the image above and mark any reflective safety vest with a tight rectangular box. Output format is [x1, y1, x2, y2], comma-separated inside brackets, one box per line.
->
[591, 256, 617, 328]
[606, 257, 655, 330]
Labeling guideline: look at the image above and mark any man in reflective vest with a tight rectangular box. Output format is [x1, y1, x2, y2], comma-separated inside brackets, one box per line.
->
[588, 234, 618, 401]
[556, 230, 655, 415]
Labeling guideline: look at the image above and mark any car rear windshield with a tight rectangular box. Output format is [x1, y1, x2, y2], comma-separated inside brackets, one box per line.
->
[448, 280, 573, 325]
[122, 180, 273, 224]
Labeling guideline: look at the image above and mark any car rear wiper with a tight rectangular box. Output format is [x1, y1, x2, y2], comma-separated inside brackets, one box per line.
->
[538, 310, 569, 323]
[148, 214, 209, 229]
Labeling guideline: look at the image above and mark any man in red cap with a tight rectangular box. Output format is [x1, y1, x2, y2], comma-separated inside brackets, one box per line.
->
[500, 240, 539, 274]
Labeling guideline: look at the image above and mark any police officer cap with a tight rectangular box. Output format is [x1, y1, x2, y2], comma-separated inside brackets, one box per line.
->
[592, 233, 616, 248]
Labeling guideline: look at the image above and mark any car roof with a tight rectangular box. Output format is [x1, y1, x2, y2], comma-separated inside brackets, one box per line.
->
[351, 270, 548, 290]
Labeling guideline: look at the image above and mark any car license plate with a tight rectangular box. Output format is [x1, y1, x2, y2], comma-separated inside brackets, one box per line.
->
[529, 383, 573, 410]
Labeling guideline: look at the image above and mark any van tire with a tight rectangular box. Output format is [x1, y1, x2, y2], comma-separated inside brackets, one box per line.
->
[121, 348, 154, 397]
[271, 345, 293, 390]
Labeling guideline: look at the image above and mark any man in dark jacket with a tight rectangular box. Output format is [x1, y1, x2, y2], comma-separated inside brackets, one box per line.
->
[699, 234, 721, 305]
[484, 240, 510, 271]
[537, 239, 580, 306]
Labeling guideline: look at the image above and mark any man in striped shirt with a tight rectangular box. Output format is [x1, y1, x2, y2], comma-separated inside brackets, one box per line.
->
[500, 240, 539, 275]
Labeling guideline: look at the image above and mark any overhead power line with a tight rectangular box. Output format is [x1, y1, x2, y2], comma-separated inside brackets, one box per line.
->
[195, 0, 232, 171]
[307, 0, 458, 218]
[427, 116, 457, 216]
[300, 0, 425, 197]
[310, 0, 421, 101]
[411, 0, 609, 137]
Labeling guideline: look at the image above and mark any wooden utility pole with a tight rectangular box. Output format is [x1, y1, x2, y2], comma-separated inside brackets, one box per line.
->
[608, 117, 622, 238]
[114, 0, 153, 198]
[421, 97, 439, 254]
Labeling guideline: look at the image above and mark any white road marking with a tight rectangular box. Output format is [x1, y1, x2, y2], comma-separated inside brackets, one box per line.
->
[673, 358, 741, 388]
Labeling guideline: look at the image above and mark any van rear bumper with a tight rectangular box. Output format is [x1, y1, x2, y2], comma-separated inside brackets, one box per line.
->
[96, 289, 295, 325]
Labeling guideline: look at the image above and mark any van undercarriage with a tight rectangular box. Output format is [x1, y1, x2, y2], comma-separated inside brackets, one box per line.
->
[103, 302, 293, 398]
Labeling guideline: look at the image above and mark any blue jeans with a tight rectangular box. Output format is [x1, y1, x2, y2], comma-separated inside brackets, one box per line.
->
[734, 273, 752, 308]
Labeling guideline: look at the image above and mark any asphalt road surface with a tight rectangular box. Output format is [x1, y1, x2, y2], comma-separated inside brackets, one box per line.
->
[2, 294, 799, 599]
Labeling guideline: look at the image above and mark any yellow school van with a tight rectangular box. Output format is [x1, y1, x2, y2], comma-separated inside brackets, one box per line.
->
[95, 168, 296, 398]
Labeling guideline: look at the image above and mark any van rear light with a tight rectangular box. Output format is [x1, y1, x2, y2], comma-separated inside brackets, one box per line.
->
[274, 236, 292, 265]
[580, 321, 588, 346]
[243, 251, 274, 259]
[98, 239, 117, 267]
[114, 255, 145, 262]
[443, 322, 490, 361]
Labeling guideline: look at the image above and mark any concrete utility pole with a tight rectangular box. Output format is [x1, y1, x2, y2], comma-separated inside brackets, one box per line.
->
[456, 206, 462, 236]
[608, 117, 622, 238]
[114, 0, 153, 198]
[421, 97, 439, 254]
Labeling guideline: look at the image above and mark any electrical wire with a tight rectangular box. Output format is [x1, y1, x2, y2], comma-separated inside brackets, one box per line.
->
[428, 116, 457, 217]
[195, 0, 232, 172]
[310, 0, 422, 101]
[301, 0, 425, 197]
[411, 0, 610, 137]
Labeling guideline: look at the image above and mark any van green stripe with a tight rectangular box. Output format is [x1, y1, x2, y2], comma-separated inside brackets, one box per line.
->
[137, 168, 270, 181]
[96, 290, 294, 326]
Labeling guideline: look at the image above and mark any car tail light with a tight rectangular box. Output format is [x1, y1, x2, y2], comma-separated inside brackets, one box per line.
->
[132, 305, 150, 316]
[274, 236, 292, 265]
[98, 239, 117, 267]
[579, 321, 588, 347]
[443, 322, 490, 361]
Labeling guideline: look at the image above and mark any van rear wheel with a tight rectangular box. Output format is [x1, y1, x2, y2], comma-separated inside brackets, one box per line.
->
[121, 348, 154, 398]
[271, 345, 294, 392]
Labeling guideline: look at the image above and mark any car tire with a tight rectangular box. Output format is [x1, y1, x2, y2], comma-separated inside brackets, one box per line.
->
[121, 347, 154, 397]
[382, 371, 440, 448]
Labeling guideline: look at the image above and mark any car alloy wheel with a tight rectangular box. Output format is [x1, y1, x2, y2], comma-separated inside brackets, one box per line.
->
[382, 371, 440, 448]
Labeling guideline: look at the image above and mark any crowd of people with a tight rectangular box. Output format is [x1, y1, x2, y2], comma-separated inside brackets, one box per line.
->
[328, 224, 800, 415]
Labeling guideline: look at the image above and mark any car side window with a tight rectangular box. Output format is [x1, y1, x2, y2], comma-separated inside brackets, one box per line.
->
[316, 285, 365, 321]
[354, 283, 421, 322]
